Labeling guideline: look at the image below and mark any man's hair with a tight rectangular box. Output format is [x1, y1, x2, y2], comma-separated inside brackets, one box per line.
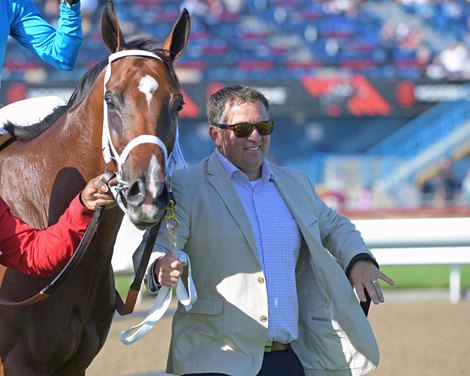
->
[207, 85, 270, 125]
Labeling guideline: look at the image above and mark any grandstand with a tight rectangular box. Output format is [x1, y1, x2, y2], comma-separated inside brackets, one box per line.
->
[3, 0, 470, 210]
[6, 0, 470, 82]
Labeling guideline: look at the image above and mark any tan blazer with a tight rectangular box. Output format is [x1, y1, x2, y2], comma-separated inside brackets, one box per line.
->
[154, 152, 379, 376]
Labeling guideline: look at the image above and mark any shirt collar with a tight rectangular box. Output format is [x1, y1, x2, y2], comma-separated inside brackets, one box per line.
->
[214, 148, 273, 184]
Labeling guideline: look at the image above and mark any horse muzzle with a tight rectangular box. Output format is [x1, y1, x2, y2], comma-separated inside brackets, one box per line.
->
[124, 179, 170, 229]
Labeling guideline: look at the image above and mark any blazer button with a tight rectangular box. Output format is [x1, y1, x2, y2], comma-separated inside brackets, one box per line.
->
[260, 315, 268, 322]
[257, 276, 265, 284]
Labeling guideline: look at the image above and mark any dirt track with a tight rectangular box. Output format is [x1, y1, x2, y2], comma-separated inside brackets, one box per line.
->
[87, 292, 470, 376]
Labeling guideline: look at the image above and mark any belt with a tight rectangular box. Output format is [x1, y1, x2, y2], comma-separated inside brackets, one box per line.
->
[264, 341, 290, 353]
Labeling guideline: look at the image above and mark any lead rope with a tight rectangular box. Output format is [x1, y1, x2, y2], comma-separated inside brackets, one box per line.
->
[119, 195, 197, 345]
[0, 172, 116, 307]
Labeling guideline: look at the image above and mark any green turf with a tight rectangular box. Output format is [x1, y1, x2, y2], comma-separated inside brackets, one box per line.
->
[115, 274, 135, 297]
[380, 265, 470, 289]
[115, 274, 155, 298]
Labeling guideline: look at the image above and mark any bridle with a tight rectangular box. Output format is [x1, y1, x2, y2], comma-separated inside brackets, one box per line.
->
[0, 50, 186, 313]
[102, 49, 184, 214]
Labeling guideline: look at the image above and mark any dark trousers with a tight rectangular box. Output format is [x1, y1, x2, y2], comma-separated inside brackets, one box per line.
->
[184, 346, 305, 376]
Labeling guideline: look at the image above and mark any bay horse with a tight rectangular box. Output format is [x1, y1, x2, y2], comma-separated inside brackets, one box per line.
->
[0, 1, 190, 374]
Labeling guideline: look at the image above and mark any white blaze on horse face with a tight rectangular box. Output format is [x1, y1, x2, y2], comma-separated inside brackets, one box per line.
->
[138, 154, 163, 218]
[138, 75, 159, 108]
[148, 153, 162, 199]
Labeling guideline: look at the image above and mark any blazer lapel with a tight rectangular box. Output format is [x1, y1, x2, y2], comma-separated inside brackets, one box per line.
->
[270, 166, 324, 249]
[206, 153, 262, 265]
[270, 167, 308, 228]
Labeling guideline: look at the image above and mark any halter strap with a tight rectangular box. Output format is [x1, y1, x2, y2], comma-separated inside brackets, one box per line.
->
[102, 50, 167, 174]
[108, 49, 162, 63]
[118, 135, 168, 171]
[101, 49, 186, 213]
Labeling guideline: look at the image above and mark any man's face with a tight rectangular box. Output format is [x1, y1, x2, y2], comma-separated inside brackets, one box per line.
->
[210, 100, 271, 181]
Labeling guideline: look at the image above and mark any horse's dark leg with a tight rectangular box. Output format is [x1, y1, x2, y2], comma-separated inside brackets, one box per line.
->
[49, 320, 109, 376]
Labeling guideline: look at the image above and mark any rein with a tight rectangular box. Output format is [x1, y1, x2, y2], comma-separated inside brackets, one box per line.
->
[0, 171, 164, 315]
[0, 172, 113, 307]
[118, 196, 197, 345]
[114, 209, 164, 316]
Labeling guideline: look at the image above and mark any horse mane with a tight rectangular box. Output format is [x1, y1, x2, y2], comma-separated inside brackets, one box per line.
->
[7, 36, 173, 142]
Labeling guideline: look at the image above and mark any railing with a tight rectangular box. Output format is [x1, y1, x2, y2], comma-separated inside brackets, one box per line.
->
[299, 99, 470, 198]
[352, 216, 470, 303]
[366, 99, 470, 158]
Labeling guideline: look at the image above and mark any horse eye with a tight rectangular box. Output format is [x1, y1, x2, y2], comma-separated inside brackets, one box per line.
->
[104, 93, 115, 107]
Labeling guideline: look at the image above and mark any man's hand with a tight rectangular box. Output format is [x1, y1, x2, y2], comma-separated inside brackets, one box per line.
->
[349, 260, 395, 305]
[80, 174, 116, 210]
[154, 254, 183, 288]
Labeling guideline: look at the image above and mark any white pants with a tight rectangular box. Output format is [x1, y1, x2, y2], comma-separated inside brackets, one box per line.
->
[0, 96, 65, 134]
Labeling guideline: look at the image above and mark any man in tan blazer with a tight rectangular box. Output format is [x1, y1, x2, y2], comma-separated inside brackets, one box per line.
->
[146, 85, 394, 375]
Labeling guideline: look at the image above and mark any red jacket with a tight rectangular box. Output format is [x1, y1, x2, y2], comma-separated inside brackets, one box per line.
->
[0, 194, 93, 277]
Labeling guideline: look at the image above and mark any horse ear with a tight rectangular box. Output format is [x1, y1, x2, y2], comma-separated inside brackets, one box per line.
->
[101, 0, 126, 53]
[162, 8, 191, 62]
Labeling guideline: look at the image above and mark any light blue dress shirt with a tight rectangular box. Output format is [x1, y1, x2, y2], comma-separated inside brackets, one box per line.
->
[215, 149, 301, 344]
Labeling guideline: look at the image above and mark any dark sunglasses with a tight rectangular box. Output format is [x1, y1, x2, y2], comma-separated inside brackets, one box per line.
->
[215, 120, 274, 138]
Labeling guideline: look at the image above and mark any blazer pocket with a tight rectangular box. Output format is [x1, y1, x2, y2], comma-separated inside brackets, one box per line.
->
[307, 219, 321, 239]
[308, 219, 318, 228]
[305, 317, 351, 370]
[179, 298, 224, 315]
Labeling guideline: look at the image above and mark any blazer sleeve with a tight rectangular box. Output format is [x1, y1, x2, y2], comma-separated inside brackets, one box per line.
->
[0, 193, 93, 277]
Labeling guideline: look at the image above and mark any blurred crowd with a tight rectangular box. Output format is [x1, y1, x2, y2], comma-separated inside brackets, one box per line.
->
[318, 156, 470, 212]
[5, 0, 470, 213]
[4, 0, 470, 84]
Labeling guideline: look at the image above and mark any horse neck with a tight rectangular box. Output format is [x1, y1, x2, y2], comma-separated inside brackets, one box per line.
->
[64, 81, 107, 175]
[4, 81, 108, 227]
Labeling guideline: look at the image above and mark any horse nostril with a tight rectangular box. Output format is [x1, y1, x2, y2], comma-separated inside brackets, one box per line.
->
[126, 180, 145, 206]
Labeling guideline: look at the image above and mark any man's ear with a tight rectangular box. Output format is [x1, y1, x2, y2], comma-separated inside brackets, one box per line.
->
[208, 125, 219, 143]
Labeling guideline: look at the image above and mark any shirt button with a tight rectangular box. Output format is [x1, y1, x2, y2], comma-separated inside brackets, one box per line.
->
[260, 315, 268, 322]
[257, 276, 265, 284]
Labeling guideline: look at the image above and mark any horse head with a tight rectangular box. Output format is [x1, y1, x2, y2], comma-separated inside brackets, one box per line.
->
[100, 1, 190, 229]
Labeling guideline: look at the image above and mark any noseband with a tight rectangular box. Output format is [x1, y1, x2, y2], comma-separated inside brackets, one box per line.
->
[101, 50, 184, 213]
